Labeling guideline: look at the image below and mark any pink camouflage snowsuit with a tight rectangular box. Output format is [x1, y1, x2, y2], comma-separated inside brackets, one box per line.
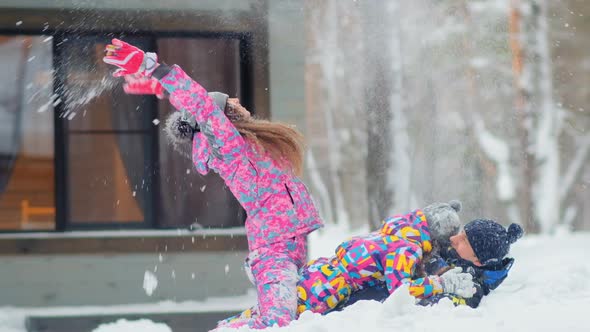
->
[153, 65, 324, 329]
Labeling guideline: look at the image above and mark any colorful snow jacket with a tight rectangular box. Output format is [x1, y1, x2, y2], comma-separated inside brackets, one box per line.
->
[154, 65, 323, 250]
[339, 245, 515, 309]
[296, 210, 444, 314]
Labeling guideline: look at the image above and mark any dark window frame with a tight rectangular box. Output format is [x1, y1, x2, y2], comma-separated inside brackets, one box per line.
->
[0, 4, 269, 234]
[53, 33, 160, 231]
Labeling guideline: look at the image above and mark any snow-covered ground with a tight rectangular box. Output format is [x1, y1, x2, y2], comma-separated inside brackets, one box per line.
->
[2, 225, 589, 332]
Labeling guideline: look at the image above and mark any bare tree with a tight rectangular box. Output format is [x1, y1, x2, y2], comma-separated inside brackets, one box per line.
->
[300, 0, 589, 232]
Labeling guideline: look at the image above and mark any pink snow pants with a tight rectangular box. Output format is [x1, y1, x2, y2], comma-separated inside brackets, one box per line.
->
[215, 236, 306, 330]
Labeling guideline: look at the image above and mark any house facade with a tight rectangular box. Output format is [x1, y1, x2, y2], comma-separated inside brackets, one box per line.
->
[0, 1, 308, 322]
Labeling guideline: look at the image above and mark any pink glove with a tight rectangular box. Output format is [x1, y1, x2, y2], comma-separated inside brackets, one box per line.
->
[103, 39, 159, 77]
[123, 75, 165, 99]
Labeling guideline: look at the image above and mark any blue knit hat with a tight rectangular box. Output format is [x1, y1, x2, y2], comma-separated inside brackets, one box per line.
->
[464, 219, 524, 266]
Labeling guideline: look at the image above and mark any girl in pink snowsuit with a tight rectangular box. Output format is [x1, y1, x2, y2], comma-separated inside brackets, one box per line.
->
[103, 39, 324, 329]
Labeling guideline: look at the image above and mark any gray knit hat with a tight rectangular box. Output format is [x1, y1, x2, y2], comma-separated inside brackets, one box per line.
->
[208, 91, 229, 112]
[423, 200, 462, 243]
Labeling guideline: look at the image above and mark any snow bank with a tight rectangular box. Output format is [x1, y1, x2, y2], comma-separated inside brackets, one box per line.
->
[91, 319, 172, 332]
[1, 227, 589, 332]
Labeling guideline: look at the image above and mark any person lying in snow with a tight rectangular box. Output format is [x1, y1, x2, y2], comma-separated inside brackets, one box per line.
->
[338, 218, 524, 309]
[103, 39, 324, 330]
[218, 200, 496, 327]
[221, 206, 524, 327]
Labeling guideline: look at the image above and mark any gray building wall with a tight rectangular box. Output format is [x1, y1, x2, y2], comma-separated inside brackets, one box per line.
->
[0, 251, 250, 307]
[0, 231, 251, 307]
[267, 0, 306, 131]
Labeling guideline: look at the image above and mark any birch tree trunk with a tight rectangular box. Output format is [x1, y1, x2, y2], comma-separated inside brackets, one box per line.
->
[304, 0, 368, 228]
[459, 1, 521, 225]
[388, 2, 413, 214]
[511, 0, 562, 233]
[530, 0, 561, 233]
[509, 0, 539, 233]
[362, 1, 413, 227]
[363, 1, 393, 227]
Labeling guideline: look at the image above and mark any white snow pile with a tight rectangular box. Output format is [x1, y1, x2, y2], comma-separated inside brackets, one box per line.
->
[1, 227, 589, 332]
[91, 319, 172, 332]
[217, 228, 590, 332]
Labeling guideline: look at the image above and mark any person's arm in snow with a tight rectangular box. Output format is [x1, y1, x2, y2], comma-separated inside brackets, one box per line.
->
[417, 259, 515, 308]
[337, 278, 483, 310]
[382, 248, 476, 300]
[417, 279, 484, 308]
[439, 258, 514, 308]
[381, 245, 443, 299]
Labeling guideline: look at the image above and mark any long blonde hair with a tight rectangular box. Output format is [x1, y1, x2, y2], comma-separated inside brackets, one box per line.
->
[227, 101, 305, 176]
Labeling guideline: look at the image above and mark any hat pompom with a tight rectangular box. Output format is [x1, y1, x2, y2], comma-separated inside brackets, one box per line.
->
[507, 223, 524, 244]
[448, 200, 462, 213]
[164, 112, 194, 160]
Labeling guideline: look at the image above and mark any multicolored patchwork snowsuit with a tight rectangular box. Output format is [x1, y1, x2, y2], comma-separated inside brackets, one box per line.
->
[153, 65, 324, 329]
[296, 209, 442, 313]
[222, 210, 444, 322]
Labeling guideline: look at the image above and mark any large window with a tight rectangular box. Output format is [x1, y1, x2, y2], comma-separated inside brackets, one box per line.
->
[0, 33, 252, 231]
[0, 36, 55, 230]
[57, 36, 156, 228]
